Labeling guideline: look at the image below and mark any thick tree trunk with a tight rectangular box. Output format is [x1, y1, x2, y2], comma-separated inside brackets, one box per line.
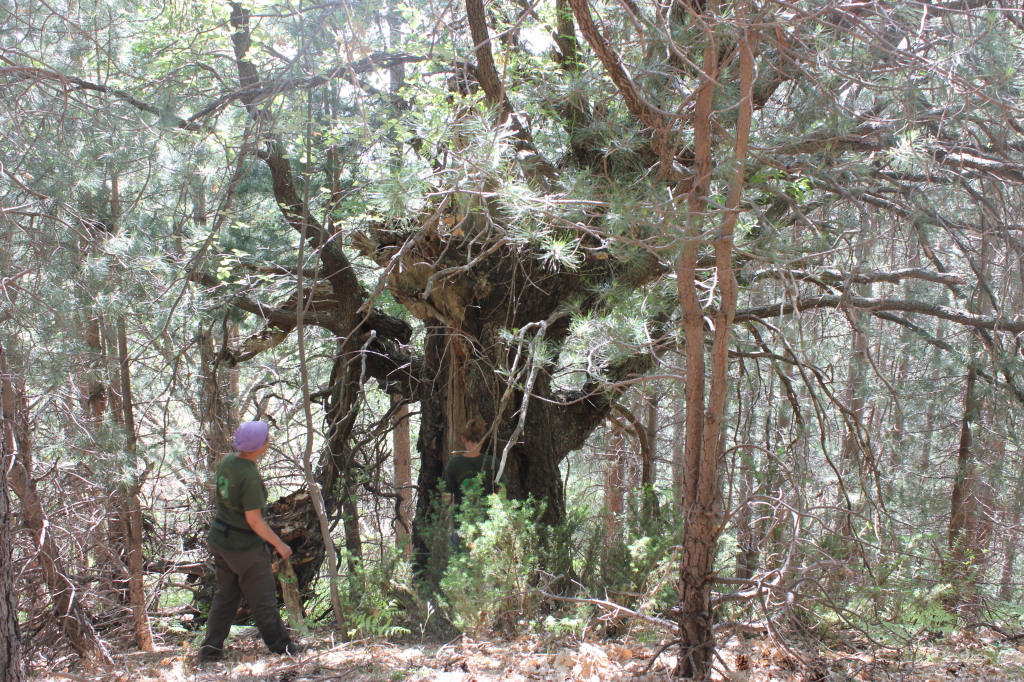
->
[676, 221, 728, 677]
[411, 324, 450, 588]
[380, 246, 643, 576]
[322, 347, 364, 566]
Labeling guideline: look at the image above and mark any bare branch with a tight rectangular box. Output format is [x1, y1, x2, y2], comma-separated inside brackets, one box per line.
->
[735, 293, 1024, 333]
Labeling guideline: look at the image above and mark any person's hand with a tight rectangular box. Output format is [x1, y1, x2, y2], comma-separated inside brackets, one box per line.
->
[275, 542, 293, 560]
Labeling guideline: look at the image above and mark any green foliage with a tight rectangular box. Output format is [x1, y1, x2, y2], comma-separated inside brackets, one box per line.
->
[441, 491, 542, 635]
[535, 605, 591, 639]
[331, 548, 413, 640]
[903, 585, 958, 636]
[587, 495, 681, 615]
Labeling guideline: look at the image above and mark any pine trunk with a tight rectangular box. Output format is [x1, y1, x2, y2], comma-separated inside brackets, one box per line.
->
[675, 11, 752, 675]
[999, 505, 1020, 602]
[199, 328, 238, 474]
[604, 425, 625, 539]
[0, 341, 24, 681]
[116, 319, 154, 651]
[945, 365, 979, 610]
[393, 397, 413, 555]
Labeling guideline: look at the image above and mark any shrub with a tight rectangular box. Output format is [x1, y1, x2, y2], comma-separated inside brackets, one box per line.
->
[441, 491, 542, 634]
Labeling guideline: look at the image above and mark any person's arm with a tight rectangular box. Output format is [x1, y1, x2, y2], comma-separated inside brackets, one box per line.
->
[244, 508, 293, 560]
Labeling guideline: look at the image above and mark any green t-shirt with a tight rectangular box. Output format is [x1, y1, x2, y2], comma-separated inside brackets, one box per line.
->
[207, 455, 267, 551]
[443, 451, 499, 512]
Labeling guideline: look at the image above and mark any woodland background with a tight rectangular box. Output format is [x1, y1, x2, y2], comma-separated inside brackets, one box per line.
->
[4, 0, 1024, 679]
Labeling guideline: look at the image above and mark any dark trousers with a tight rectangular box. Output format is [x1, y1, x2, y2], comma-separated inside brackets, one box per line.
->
[200, 543, 291, 655]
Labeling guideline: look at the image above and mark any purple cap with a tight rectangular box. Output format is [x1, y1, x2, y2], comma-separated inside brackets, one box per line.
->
[234, 420, 269, 452]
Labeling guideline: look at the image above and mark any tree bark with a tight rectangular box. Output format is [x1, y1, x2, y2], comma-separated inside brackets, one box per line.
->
[603, 424, 626, 540]
[643, 392, 658, 489]
[0, 339, 24, 682]
[944, 219, 998, 613]
[411, 323, 450, 589]
[837, 233, 872, 543]
[675, 8, 754, 676]
[999, 499, 1021, 602]
[322, 349, 364, 566]
[642, 393, 659, 519]
[945, 365, 979, 610]
[392, 397, 413, 555]
[115, 318, 154, 651]
[199, 326, 239, 475]
[734, 379, 759, 582]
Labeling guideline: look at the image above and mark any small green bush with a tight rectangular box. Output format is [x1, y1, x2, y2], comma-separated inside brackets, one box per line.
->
[441, 491, 542, 634]
[314, 547, 414, 640]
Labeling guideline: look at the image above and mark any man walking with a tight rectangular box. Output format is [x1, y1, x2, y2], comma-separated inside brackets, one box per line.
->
[199, 420, 304, 661]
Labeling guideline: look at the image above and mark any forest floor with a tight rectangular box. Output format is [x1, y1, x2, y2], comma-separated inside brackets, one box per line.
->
[26, 627, 1024, 681]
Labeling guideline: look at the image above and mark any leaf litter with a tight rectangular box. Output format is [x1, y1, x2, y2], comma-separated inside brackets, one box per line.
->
[26, 627, 1024, 681]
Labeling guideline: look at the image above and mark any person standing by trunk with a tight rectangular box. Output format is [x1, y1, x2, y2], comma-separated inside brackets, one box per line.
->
[199, 420, 304, 661]
[443, 417, 500, 551]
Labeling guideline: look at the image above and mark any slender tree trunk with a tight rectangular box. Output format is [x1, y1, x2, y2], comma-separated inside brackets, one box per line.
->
[392, 397, 413, 555]
[999, 500, 1020, 602]
[81, 315, 121, 599]
[675, 10, 753, 676]
[734, 375, 760, 582]
[604, 425, 626, 540]
[0, 340, 24, 681]
[920, 320, 944, 472]
[115, 319, 154, 651]
[642, 392, 659, 519]
[293, 70, 350, 628]
[671, 364, 685, 515]
[199, 326, 238, 475]
[945, 365, 979, 611]
[837, 228, 872, 542]
[610, 399, 654, 520]
[944, 222, 997, 613]
[643, 392, 658, 488]
[80, 315, 108, 426]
